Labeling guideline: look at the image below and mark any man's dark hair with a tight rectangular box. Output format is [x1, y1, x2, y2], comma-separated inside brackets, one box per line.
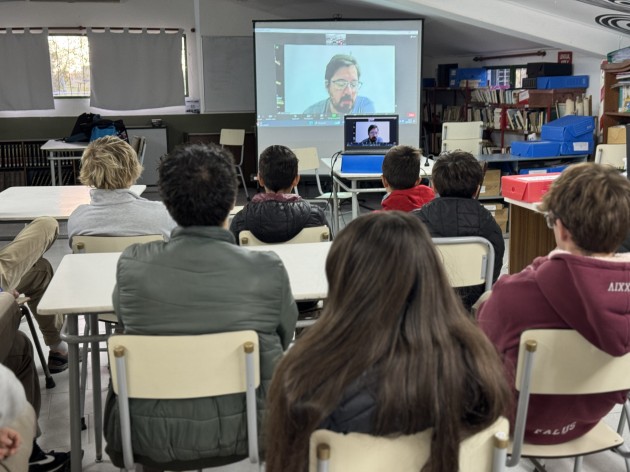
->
[325, 54, 361, 83]
[158, 143, 237, 227]
[382, 145, 421, 190]
[368, 125, 378, 134]
[432, 151, 483, 198]
[258, 145, 298, 192]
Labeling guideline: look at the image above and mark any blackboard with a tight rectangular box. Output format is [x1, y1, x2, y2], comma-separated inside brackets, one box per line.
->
[202, 36, 255, 113]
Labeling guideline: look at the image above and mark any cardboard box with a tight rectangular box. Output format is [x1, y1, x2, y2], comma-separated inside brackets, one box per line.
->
[608, 125, 626, 144]
[537, 75, 589, 89]
[528, 89, 585, 108]
[483, 203, 508, 233]
[340, 154, 384, 173]
[510, 140, 561, 157]
[479, 169, 501, 197]
[501, 174, 561, 203]
[494, 207, 509, 233]
[541, 116, 594, 142]
[454, 68, 487, 88]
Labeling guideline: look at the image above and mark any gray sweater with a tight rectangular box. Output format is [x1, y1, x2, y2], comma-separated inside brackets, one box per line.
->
[67, 189, 176, 245]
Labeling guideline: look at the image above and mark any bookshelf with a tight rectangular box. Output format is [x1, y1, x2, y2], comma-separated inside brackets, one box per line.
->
[0, 140, 78, 191]
[601, 60, 630, 143]
[422, 87, 470, 155]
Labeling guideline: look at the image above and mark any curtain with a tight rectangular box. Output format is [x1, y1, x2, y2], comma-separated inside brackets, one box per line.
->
[0, 29, 54, 111]
[88, 28, 184, 110]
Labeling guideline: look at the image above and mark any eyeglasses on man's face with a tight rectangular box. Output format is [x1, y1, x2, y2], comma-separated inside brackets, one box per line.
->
[329, 79, 362, 91]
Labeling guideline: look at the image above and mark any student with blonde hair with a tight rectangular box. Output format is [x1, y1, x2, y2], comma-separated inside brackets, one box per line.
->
[68, 136, 175, 244]
[265, 211, 509, 472]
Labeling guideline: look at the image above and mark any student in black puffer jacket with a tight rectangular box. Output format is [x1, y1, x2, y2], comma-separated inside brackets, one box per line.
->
[230, 145, 330, 244]
[414, 151, 504, 311]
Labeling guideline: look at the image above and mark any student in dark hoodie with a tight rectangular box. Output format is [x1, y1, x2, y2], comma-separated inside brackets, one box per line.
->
[229, 145, 330, 243]
[478, 162, 630, 445]
[380, 145, 434, 212]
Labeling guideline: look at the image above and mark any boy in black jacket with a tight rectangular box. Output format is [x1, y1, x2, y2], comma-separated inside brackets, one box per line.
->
[414, 151, 504, 310]
[230, 145, 329, 244]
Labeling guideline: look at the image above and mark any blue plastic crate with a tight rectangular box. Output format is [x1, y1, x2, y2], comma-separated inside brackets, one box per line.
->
[541, 116, 595, 142]
[559, 138, 594, 155]
[536, 75, 589, 89]
[519, 165, 569, 175]
[510, 140, 561, 157]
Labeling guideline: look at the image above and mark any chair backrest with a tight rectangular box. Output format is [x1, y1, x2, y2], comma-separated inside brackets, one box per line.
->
[137, 136, 147, 166]
[239, 226, 330, 246]
[292, 147, 326, 196]
[220, 128, 245, 147]
[442, 121, 484, 140]
[594, 144, 625, 168]
[309, 416, 509, 472]
[130, 136, 142, 154]
[107, 331, 260, 399]
[515, 329, 630, 395]
[509, 328, 630, 466]
[442, 138, 484, 155]
[432, 236, 495, 291]
[108, 331, 261, 469]
[72, 234, 164, 254]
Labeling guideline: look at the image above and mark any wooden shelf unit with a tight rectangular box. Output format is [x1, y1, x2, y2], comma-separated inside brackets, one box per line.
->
[0, 140, 78, 190]
[601, 60, 630, 143]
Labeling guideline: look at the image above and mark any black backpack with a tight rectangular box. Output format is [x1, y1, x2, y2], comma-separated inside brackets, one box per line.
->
[64, 113, 100, 142]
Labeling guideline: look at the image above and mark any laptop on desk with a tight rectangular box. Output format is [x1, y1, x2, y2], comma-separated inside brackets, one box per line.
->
[341, 114, 398, 173]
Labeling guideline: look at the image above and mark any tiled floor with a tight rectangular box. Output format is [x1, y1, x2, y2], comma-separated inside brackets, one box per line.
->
[10, 186, 630, 471]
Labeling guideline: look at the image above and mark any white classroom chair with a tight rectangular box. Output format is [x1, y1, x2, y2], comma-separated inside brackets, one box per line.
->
[310, 416, 509, 472]
[508, 329, 630, 471]
[292, 147, 352, 202]
[595, 144, 626, 169]
[239, 225, 330, 246]
[432, 236, 495, 292]
[220, 128, 249, 200]
[108, 331, 261, 472]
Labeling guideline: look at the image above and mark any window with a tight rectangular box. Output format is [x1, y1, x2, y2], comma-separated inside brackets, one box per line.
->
[47, 34, 188, 98]
[48, 35, 90, 97]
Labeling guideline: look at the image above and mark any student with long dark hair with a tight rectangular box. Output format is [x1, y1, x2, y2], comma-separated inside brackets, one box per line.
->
[265, 211, 510, 472]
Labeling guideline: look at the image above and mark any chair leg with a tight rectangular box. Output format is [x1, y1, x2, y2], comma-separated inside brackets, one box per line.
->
[80, 320, 89, 431]
[20, 305, 55, 389]
[573, 455, 583, 472]
[528, 458, 548, 472]
[237, 165, 249, 200]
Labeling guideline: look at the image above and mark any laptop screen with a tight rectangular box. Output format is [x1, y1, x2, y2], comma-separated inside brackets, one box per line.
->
[344, 115, 399, 153]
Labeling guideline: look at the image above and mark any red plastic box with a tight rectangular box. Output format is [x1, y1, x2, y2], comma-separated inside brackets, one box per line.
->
[501, 173, 562, 203]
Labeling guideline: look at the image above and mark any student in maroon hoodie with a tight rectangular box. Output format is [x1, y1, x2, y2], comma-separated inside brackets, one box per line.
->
[381, 145, 434, 212]
[478, 162, 630, 445]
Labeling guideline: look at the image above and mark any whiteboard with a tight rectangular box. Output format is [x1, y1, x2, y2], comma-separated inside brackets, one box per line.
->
[203, 36, 255, 113]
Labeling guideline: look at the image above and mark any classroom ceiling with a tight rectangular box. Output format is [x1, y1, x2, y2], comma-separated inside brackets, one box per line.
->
[244, 0, 630, 57]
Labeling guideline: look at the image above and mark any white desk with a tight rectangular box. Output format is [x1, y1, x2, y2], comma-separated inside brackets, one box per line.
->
[41, 140, 88, 186]
[0, 185, 146, 221]
[38, 241, 330, 470]
[322, 157, 435, 233]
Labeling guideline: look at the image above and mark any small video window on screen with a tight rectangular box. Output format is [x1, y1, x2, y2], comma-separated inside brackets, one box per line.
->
[345, 115, 399, 150]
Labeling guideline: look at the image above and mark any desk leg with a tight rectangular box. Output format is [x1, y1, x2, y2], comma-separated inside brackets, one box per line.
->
[49, 153, 56, 187]
[67, 316, 83, 472]
[508, 204, 556, 274]
[57, 161, 64, 186]
[351, 181, 359, 220]
[89, 314, 103, 462]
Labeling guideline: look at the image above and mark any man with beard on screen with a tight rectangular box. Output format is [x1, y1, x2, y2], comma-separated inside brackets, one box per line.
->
[303, 54, 375, 115]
